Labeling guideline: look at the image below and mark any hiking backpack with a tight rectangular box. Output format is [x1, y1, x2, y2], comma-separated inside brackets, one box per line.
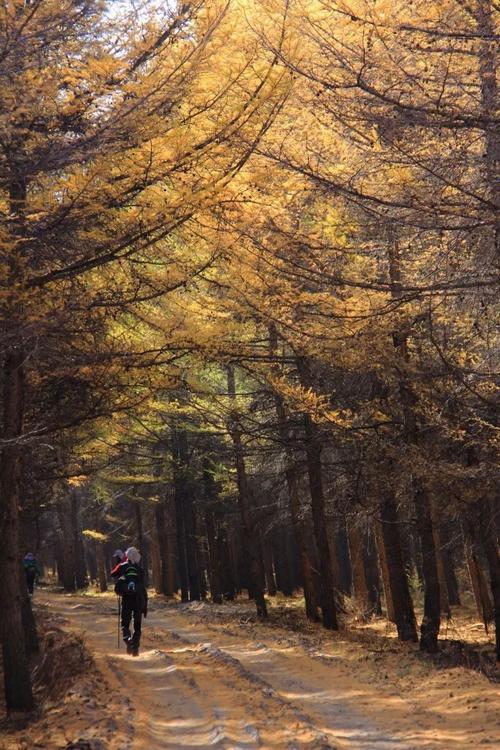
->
[114, 563, 141, 596]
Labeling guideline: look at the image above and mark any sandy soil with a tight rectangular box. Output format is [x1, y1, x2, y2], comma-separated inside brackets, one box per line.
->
[2, 593, 499, 750]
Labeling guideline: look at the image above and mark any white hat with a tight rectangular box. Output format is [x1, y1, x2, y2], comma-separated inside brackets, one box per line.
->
[126, 547, 141, 564]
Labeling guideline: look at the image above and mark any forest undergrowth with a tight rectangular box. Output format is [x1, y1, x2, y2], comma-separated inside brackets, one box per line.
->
[160, 594, 500, 681]
[0, 607, 118, 750]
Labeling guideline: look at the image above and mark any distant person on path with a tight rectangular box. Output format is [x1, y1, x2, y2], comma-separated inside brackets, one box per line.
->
[23, 552, 41, 595]
[111, 546, 147, 656]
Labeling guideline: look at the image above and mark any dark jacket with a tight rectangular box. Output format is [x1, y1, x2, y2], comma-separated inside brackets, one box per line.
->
[23, 556, 41, 578]
[111, 560, 148, 615]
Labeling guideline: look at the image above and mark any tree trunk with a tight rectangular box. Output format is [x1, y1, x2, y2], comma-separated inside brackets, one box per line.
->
[476, 0, 499, 259]
[57, 497, 77, 592]
[431, 510, 451, 617]
[478, 500, 500, 661]
[348, 522, 371, 620]
[375, 518, 396, 623]
[203, 458, 223, 603]
[134, 500, 150, 586]
[269, 325, 320, 620]
[197, 517, 208, 601]
[227, 365, 267, 618]
[364, 527, 383, 616]
[273, 529, 294, 596]
[439, 521, 461, 606]
[153, 502, 168, 595]
[96, 542, 108, 593]
[296, 357, 338, 630]
[150, 512, 163, 594]
[283, 459, 320, 611]
[71, 490, 87, 590]
[262, 538, 277, 596]
[172, 427, 190, 602]
[413, 481, 441, 652]
[21, 588, 39, 655]
[164, 491, 177, 597]
[175, 429, 202, 601]
[220, 526, 236, 600]
[327, 515, 352, 597]
[388, 234, 440, 651]
[377, 495, 418, 641]
[464, 525, 494, 626]
[0, 349, 34, 711]
[205, 508, 223, 604]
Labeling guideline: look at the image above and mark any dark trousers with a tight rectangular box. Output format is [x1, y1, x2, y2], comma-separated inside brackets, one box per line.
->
[121, 595, 142, 647]
[26, 571, 36, 595]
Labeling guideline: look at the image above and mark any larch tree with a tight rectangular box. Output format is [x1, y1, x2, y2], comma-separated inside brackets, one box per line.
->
[0, 0, 288, 710]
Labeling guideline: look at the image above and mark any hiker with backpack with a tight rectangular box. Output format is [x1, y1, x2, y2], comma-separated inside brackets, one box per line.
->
[23, 552, 41, 595]
[111, 546, 147, 656]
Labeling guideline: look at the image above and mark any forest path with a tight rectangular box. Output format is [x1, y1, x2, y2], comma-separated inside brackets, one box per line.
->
[42, 593, 489, 750]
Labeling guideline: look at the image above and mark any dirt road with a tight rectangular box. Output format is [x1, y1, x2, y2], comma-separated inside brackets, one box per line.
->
[39, 594, 499, 750]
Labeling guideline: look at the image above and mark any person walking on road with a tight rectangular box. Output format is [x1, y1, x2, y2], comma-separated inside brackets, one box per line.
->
[111, 546, 147, 656]
[23, 552, 41, 595]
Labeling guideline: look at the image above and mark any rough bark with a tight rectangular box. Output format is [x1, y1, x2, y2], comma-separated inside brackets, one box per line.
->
[377, 495, 418, 641]
[0, 348, 34, 710]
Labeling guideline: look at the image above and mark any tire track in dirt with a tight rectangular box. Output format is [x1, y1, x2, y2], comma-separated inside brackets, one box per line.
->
[46, 596, 332, 749]
[146, 626, 334, 749]
[44, 595, 483, 750]
[146, 608, 457, 750]
[48, 598, 262, 749]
